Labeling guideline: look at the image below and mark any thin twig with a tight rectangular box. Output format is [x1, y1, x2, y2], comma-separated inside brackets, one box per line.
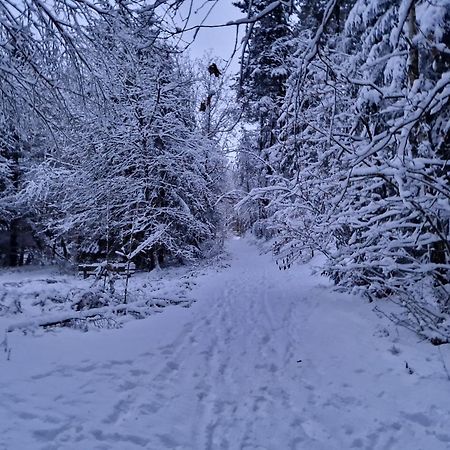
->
[438, 346, 450, 381]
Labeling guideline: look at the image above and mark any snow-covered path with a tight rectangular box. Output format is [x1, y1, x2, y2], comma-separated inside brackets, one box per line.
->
[1, 238, 450, 450]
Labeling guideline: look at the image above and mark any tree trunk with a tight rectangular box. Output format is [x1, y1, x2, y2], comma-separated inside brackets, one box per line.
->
[8, 220, 19, 267]
[407, 2, 419, 88]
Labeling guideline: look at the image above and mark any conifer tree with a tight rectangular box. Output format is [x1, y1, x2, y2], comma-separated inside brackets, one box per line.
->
[234, 0, 293, 234]
[244, 0, 450, 340]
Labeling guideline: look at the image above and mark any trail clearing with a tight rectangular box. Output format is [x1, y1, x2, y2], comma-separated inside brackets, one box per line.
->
[1, 238, 449, 450]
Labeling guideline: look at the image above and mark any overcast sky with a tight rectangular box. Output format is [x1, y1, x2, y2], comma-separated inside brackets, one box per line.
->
[174, 0, 244, 74]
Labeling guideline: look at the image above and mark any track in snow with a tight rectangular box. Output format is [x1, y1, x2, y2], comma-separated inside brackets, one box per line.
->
[1, 238, 450, 450]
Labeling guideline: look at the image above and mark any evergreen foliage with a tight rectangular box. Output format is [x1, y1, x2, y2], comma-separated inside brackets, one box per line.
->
[233, 0, 293, 235]
[1, 0, 449, 341]
[236, 0, 450, 340]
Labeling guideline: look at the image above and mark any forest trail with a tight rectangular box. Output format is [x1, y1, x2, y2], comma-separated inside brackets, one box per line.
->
[1, 238, 450, 450]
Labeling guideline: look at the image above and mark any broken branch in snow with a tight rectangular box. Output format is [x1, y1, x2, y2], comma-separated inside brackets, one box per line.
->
[5, 296, 193, 333]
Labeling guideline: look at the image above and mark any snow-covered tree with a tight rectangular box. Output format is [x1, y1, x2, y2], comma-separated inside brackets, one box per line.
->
[23, 7, 226, 268]
[327, 0, 450, 339]
[233, 0, 293, 234]
[243, 0, 450, 341]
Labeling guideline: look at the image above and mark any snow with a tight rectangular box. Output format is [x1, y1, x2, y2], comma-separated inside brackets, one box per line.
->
[416, 0, 450, 41]
[1, 237, 450, 449]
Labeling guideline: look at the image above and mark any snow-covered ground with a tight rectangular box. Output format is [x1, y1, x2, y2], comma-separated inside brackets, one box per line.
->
[0, 238, 449, 450]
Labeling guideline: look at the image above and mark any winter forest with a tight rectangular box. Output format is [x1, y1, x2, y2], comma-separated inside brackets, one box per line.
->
[1, 0, 450, 449]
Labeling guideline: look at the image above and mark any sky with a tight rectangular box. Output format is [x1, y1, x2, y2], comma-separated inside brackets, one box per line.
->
[173, 0, 244, 75]
[162, 0, 246, 156]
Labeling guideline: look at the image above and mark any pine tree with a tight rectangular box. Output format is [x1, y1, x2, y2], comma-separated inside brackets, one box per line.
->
[254, 0, 450, 340]
[233, 0, 293, 234]
[326, 0, 450, 338]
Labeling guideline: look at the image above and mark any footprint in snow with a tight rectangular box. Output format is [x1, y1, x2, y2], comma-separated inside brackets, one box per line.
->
[401, 411, 434, 427]
[300, 419, 331, 442]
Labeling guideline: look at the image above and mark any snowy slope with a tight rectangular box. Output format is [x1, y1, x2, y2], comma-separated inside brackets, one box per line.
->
[0, 238, 449, 450]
